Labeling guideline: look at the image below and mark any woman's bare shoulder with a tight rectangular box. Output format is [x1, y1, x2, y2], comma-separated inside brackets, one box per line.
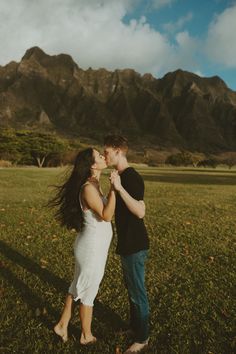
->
[82, 182, 100, 196]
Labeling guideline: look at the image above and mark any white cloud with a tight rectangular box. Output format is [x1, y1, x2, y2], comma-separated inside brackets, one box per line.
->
[0, 0, 200, 78]
[205, 4, 236, 67]
[194, 70, 204, 77]
[176, 31, 192, 46]
[163, 12, 193, 34]
[170, 31, 200, 69]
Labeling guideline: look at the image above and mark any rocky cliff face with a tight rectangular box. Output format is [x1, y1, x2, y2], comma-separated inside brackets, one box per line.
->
[0, 46, 235, 152]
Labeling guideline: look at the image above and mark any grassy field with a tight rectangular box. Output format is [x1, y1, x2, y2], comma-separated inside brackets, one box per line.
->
[0, 166, 235, 354]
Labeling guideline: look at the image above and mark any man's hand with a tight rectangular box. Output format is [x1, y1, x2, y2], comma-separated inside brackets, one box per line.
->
[110, 170, 122, 192]
[110, 170, 145, 218]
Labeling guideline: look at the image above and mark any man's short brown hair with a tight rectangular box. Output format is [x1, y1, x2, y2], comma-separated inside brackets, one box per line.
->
[104, 135, 128, 152]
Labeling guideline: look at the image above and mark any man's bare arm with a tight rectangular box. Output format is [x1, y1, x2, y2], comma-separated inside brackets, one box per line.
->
[110, 171, 145, 219]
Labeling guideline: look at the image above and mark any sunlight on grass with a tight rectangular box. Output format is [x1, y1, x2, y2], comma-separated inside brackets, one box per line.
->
[0, 167, 235, 353]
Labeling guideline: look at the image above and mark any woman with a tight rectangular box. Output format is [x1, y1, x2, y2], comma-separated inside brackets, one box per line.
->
[50, 148, 115, 345]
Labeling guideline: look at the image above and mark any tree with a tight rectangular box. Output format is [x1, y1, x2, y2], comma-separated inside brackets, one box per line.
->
[0, 129, 68, 167]
[165, 151, 206, 167]
[24, 133, 68, 167]
[218, 152, 236, 169]
[197, 159, 218, 168]
[0, 129, 22, 163]
[166, 152, 194, 166]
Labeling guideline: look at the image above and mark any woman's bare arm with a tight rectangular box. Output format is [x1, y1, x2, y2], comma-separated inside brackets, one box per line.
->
[82, 184, 115, 221]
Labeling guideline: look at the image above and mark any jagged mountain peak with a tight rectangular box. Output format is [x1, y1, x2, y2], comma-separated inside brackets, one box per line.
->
[22, 46, 78, 71]
[22, 46, 48, 61]
[0, 47, 235, 152]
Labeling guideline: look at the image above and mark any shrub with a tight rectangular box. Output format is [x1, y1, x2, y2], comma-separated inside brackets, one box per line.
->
[0, 160, 12, 167]
[166, 152, 194, 166]
[197, 159, 218, 168]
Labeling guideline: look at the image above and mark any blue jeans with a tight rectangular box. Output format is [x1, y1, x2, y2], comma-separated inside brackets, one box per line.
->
[121, 250, 150, 343]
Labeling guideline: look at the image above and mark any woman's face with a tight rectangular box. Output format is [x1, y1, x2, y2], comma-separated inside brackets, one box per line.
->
[92, 149, 107, 170]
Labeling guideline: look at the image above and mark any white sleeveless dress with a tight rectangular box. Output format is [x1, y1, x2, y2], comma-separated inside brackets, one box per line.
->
[68, 191, 113, 306]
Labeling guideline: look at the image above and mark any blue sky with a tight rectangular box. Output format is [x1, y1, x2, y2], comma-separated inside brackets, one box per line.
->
[123, 0, 236, 90]
[1, 0, 236, 90]
[124, 0, 236, 89]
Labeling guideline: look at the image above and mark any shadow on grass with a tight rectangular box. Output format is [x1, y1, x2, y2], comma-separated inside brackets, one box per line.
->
[0, 265, 70, 340]
[0, 240, 125, 335]
[142, 172, 236, 185]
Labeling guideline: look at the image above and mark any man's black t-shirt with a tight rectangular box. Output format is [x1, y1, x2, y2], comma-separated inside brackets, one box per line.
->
[115, 167, 149, 255]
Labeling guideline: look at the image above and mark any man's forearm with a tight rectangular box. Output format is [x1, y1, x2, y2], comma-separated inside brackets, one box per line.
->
[117, 186, 145, 218]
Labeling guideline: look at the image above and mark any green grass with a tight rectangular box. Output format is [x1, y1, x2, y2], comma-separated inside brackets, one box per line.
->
[0, 167, 235, 354]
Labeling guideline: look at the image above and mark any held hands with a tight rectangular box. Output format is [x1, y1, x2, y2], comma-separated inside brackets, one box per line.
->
[109, 170, 122, 192]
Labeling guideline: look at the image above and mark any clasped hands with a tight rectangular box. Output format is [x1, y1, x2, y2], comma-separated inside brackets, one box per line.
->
[109, 170, 122, 192]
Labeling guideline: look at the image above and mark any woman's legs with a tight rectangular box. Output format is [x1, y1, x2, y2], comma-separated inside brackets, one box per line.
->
[79, 304, 97, 344]
[54, 293, 74, 342]
[54, 295, 96, 344]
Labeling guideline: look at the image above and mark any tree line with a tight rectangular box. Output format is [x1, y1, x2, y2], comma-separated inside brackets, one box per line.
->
[0, 129, 75, 167]
[0, 129, 235, 168]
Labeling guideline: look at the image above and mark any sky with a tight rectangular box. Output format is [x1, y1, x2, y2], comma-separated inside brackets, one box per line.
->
[0, 0, 236, 90]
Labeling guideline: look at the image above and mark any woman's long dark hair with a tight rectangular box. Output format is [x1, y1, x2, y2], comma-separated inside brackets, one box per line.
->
[48, 148, 94, 231]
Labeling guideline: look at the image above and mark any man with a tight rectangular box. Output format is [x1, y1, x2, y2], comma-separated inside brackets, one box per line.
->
[104, 135, 150, 354]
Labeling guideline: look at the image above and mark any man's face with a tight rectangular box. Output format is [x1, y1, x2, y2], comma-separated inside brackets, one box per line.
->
[104, 146, 119, 166]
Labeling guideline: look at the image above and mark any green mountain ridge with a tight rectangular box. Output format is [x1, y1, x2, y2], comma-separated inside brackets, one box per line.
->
[0, 46, 235, 153]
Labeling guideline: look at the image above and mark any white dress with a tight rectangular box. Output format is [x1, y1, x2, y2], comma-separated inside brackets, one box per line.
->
[68, 190, 113, 306]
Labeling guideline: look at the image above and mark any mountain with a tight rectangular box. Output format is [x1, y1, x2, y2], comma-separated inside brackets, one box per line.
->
[0, 46, 235, 152]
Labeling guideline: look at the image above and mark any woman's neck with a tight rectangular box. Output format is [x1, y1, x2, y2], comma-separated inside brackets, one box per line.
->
[88, 171, 101, 184]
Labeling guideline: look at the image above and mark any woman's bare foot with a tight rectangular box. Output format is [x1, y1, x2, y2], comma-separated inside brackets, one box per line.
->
[54, 323, 68, 343]
[80, 333, 97, 345]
